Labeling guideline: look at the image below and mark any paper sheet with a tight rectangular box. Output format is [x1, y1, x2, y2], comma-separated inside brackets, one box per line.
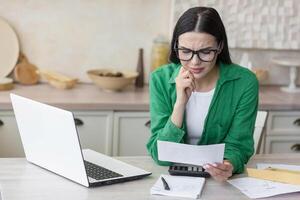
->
[157, 140, 224, 166]
[228, 177, 300, 199]
[150, 175, 205, 199]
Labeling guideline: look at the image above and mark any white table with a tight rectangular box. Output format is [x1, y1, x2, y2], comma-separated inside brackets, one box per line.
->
[0, 155, 300, 200]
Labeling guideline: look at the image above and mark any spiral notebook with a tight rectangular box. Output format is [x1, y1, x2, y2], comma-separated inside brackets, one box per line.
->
[150, 175, 205, 199]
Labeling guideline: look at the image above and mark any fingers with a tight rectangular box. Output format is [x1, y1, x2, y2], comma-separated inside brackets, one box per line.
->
[179, 67, 196, 91]
[175, 66, 196, 103]
[203, 162, 233, 182]
[182, 79, 195, 91]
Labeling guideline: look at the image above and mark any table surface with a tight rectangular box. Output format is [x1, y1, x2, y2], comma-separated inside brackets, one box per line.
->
[0, 154, 300, 200]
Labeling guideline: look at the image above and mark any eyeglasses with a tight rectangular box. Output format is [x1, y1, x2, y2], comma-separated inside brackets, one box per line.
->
[174, 42, 221, 62]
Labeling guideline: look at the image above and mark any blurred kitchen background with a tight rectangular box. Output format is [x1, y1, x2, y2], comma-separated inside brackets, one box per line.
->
[0, 0, 300, 157]
[0, 0, 299, 84]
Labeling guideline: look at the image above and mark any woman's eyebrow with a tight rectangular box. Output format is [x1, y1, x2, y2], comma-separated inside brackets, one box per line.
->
[178, 45, 217, 50]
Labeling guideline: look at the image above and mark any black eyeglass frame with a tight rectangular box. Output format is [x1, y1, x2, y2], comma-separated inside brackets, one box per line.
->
[174, 41, 222, 62]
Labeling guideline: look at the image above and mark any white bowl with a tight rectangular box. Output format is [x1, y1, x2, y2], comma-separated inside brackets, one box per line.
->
[87, 69, 138, 91]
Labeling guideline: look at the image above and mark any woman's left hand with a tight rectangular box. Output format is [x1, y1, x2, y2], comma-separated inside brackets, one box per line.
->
[203, 160, 233, 182]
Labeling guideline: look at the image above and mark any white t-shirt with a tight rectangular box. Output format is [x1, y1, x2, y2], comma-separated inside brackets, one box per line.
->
[185, 88, 215, 145]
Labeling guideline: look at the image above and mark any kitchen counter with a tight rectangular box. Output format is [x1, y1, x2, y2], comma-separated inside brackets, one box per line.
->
[0, 84, 299, 111]
[0, 83, 149, 111]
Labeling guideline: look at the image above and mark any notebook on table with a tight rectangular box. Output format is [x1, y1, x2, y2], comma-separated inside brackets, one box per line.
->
[150, 174, 205, 199]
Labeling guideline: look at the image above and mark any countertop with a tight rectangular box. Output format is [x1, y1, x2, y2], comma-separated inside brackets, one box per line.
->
[0, 83, 300, 111]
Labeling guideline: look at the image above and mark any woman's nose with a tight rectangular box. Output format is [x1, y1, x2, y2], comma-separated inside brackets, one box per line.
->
[190, 53, 201, 65]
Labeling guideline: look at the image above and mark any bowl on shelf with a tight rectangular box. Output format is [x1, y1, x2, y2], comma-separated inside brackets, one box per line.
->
[87, 69, 138, 91]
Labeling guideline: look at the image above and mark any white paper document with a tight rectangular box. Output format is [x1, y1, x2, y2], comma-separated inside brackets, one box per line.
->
[150, 174, 205, 199]
[228, 177, 300, 199]
[157, 140, 224, 166]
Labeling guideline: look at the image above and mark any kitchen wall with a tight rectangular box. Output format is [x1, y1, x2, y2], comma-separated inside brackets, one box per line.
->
[0, 0, 172, 82]
[1, 0, 300, 85]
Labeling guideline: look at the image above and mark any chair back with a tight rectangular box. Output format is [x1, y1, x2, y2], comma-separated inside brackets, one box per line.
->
[253, 111, 268, 154]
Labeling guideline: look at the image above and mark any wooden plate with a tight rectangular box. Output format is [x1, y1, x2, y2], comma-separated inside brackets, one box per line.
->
[0, 17, 19, 78]
[0, 77, 14, 91]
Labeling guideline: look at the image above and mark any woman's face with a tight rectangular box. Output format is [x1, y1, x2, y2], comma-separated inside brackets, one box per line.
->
[177, 32, 220, 80]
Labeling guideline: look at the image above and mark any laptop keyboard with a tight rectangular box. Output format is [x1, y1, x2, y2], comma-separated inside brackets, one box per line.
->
[84, 160, 123, 180]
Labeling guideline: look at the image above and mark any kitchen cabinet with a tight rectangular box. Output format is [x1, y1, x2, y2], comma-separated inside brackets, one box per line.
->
[74, 111, 113, 155]
[264, 111, 300, 153]
[0, 111, 24, 157]
[0, 111, 114, 157]
[112, 112, 150, 156]
[0, 110, 151, 157]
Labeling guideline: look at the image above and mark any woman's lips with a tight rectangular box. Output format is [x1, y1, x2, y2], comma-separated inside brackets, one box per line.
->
[190, 68, 204, 74]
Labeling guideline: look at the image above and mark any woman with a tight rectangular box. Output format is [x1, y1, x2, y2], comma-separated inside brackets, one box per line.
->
[146, 7, 258, 181]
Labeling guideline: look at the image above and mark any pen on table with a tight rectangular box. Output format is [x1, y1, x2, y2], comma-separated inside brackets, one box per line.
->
[161, 176, 170, 190]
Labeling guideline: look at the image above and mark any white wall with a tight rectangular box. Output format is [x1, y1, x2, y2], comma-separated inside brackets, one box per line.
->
[0, 0, 172, 82]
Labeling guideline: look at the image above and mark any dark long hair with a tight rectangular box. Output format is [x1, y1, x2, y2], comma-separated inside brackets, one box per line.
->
[169, 7, 232, 64]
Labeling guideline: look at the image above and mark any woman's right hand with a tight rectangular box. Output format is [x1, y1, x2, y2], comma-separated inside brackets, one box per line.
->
[175, 66, 196, 105]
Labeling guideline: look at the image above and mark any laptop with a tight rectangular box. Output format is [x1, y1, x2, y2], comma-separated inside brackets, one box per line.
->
[10, 93, 151, 187]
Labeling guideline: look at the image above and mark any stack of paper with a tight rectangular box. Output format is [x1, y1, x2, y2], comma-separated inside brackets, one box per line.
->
[228, 164, 300, 199]
[228, 177, 300, 199]
[150, 175, 205, 199]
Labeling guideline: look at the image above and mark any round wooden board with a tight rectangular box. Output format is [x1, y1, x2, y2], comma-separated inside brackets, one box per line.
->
[0, 77, 14, 91]
[0, 17, 19, 78]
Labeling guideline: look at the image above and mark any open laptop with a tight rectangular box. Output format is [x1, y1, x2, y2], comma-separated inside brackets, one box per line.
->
[10, 93, 151, 187]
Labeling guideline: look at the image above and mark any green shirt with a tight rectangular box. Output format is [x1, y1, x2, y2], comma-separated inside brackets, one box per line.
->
[146, 62, 259, 174]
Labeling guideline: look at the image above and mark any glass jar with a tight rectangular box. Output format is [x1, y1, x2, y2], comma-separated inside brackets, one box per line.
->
[151, 35, 170, 72]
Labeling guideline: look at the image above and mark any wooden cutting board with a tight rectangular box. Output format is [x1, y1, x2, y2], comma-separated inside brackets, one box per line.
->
[0, 17, 19, 78]
[0, 77, 14, 91]
[14, 62, 39, 84]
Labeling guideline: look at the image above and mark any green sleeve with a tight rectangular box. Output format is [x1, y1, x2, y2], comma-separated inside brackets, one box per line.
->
[146, 72, 185, 166]
[223, 76, 259, 174]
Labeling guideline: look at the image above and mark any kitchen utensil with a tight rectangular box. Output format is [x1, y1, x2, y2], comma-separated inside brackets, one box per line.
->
[0, 17, 19, 78]
[38, 69, 78, 89]
[87, 69, 138, 91]
[14, 53, 39, 85]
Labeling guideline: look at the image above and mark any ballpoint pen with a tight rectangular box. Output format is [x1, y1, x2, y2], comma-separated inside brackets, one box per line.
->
[161, 176, 170, 190]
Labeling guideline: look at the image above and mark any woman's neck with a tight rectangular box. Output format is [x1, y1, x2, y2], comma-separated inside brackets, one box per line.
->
[194, 65, 219, 92]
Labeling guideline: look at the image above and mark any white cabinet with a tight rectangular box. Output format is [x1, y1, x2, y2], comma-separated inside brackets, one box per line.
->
[0, 110, 150, 157]
[74, 111, 113, 155]
[113, 112, 150, 156]
[0, 111, 24, 157]
[265, 111, 300, 153]
[0, 111, 114, 157]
